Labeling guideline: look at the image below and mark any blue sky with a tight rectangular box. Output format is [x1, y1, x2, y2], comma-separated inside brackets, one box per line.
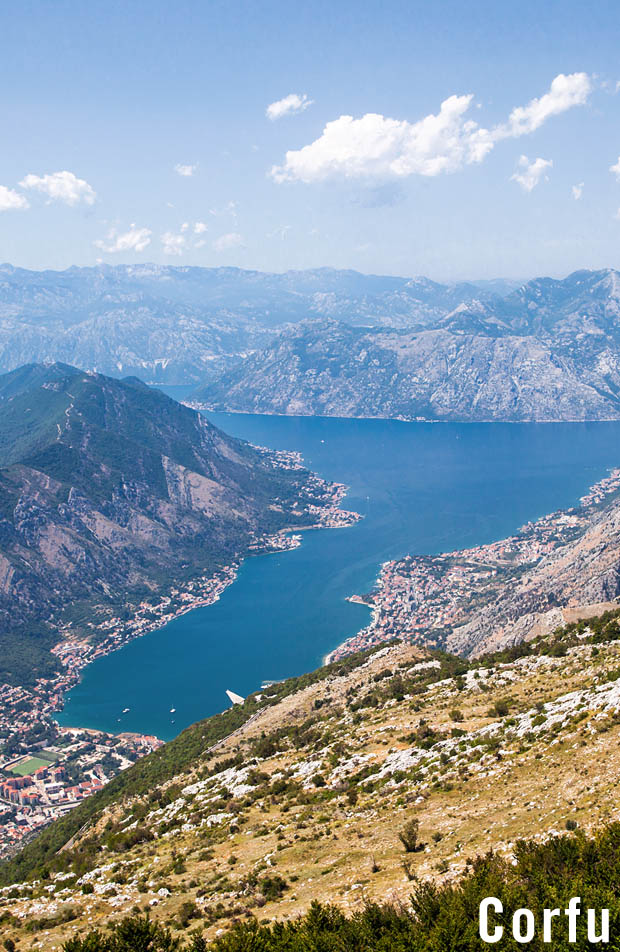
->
[1, 0, 620, 279]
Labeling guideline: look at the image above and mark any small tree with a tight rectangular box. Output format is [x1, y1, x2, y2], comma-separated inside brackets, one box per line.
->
[399, 818, 421, 853]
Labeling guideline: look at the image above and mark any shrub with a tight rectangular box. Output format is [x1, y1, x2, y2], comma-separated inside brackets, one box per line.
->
[259, 874, 288, 901]
[399, 818, 424, 853]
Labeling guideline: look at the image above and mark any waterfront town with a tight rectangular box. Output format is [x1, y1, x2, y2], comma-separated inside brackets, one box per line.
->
[0, 463, 359, 857]
[327, 468, 620, 663]
[0, 728, 163, 859]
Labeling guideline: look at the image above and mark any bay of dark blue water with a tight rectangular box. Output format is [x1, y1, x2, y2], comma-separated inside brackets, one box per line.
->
[57, 414, 620, 740]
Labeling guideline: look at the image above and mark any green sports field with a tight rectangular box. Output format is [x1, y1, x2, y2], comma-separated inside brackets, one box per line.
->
[9, 757, 51, 776]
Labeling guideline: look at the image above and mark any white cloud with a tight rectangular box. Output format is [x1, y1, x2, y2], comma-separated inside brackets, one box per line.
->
[94, 224, 152, 253]
[175, 163, 197, 177]
[610, 156, 620, 181]
[0, 186, 29, 211]
[20, 170, 96, 205]
[510, 155, 553, 192]
[271, 73, 591, 184]
[161, 231, 187, 256]
[572, 182, 584, 200]
[213, 232, 244, 252]
[497, 72, 591, 137]
[162, 222, 210, 254]
[266, 93, 313, 121]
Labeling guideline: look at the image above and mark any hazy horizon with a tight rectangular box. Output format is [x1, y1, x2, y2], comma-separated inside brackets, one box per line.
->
[2, 1, 620, 279]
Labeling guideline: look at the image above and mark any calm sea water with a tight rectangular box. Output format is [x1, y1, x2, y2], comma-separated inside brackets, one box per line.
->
[57, 413, 620, 740]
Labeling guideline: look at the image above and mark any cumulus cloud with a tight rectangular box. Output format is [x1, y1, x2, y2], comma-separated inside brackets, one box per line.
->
[0, 186, 29, 211]
[610, 157, 620, 181]
[271, 73, 591, 184]
[20, 170, 96, 205]
[94, 224, 152, 253]
[497, 72, 591, 137]
[161, 222, 210, 254]
[175, 163, 197, 177]
[510, 155, 553, 192]
[572, 182, 584, 200]
[161, 231, 187, 256]
[213, 232, 244, 252]
[266, 93, 313, 121]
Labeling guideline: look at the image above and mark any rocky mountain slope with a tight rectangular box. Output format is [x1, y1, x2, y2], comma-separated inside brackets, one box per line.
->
[7, 263, 620, 421]
[0, 363, 348, 685]
[193, 318, 620, 421]
[3, 612, 620, 949]
[195, 269, 620, 421]
[0, 264, 505, 384]
[448, 494, 620, 656]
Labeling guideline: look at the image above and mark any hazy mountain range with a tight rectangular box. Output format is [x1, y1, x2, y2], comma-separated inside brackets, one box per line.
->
[0, 263, 516, 384]
[4, 263, 620, 420]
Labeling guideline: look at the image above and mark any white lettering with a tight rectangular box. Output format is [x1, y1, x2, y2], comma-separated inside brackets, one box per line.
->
[587, 908, 609, 943]
[543, 907, 560, 943]
[513, 909, 535, 944]
[480, 898, 503, 943]
[566, 897, 581, 943]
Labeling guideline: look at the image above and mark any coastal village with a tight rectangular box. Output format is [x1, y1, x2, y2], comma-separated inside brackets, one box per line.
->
[328, 468, 620, 662]
[0, 725, 163, 859]
[0, 462, 359, 858]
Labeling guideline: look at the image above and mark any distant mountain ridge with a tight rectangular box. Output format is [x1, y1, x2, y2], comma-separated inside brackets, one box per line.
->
[195, 269, 620, 422]
[5, 264, 620, 420]
[0, 263, 516, 385]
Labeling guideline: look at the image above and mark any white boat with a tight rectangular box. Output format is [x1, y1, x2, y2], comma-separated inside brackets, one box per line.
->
[170, 707, 176, 713]
[122, 708, 130, 714]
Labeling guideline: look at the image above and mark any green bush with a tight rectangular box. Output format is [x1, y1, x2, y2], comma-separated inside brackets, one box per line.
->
[56, 824, 620, 950]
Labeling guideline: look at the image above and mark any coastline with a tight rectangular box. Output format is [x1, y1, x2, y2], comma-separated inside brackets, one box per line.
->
[325, 467, 620, 664]
[0, 447, 360, 735]
[49, 480, 361, 729]
[188, 402, 620, 425]
[0, 468, 361, 858]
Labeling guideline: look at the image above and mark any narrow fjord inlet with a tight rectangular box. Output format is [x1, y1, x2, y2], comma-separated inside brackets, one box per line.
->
[7, 2, 620, 946]
[58, 414, 620, 740]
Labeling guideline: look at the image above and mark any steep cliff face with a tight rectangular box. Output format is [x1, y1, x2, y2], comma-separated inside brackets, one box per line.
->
[0, 364, 343, 683]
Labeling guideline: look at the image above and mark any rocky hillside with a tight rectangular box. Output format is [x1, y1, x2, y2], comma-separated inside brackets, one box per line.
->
[7, 264, 620, 421]
[195, 269, 620, 422]
[448, 495, 620, 656]
[3, 612, 620, 949]
[0, 363, 347, 685]
[193, 319, 620, 421]
[0, 264, 505, 384]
